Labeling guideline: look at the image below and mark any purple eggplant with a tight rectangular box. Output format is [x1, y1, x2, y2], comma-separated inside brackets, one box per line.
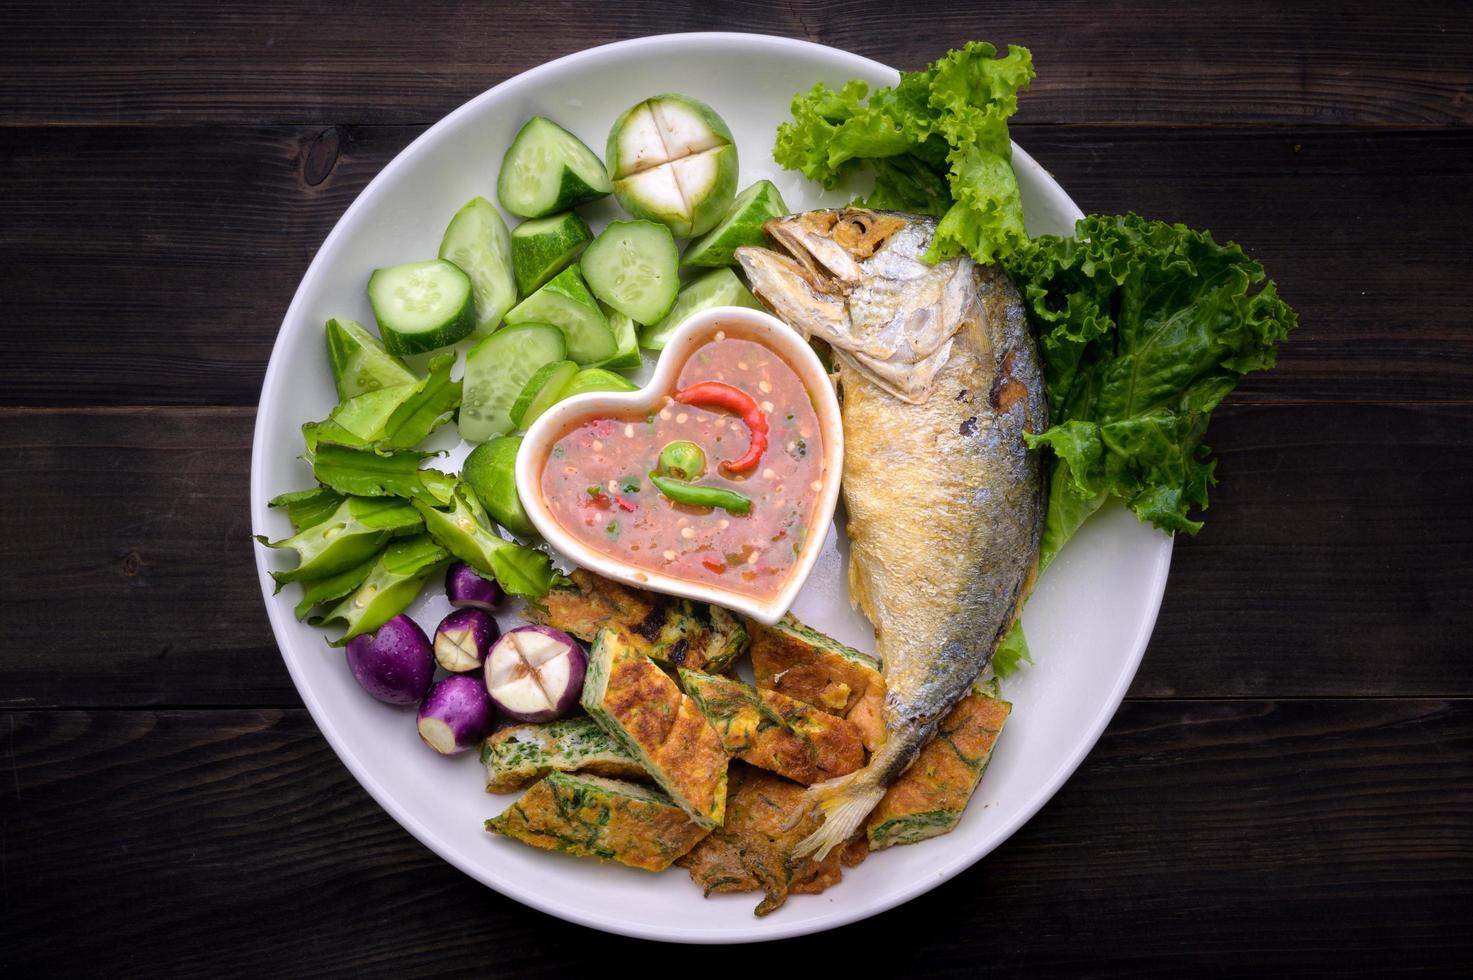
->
[445, 561, 504, 612]
[433, 607, 501, 673]
[417, 675, 497, 754]
[484, 625, 586, 723]
[344, 614, 435, 705]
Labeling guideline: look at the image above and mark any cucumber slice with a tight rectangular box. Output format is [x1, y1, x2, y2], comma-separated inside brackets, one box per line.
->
[462, 436, 536, 538]
[560, 367, 639, 399]
[607, 95, 738, 239]
[511, 211, 593, 296]
[510, 359, 579, 430]
[503, 265, 616, 365]
[439, 196, 517, 337]
[681, 180, 788, 268]
[638, 268, 763, 351]
[497, 117, 611, 219]
[325, 318, 417, 399]
[459, 323, 566, 443]
[592, 308, 643, 371]
[579, 219, 679, 326]
[367, 259, 476, 355]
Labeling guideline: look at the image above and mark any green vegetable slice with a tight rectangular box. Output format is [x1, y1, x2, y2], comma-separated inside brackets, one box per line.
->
[511, 212, 594, 296]
[439, 196, 517, 337]
[638, 268, 761, 351]
[462, 436, 537, 539]
[580, 219, 679, 325]
[367, 259, 477, 355]
[459, 323, 566, 443]
[681, 179, 788, 268]
[497, 116, 611, 218]
[413, 482, 559, 599]
[509, 359, 579, 430]
[503, 265, 615, 364]
[325, 318, 417, 400]
[314, 534, 451, 645]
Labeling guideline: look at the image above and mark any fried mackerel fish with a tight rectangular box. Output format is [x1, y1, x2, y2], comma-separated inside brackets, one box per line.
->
[748, 614, 887, 753]
[481, 716, 645, 794]
[677, 764, 869, 916]
[867, 687, 1011, 849]
[581, 627, 729, 828]
[679, 668, 864, 785]
[487, 772, 709, 872]
[527, 568, 747, 672]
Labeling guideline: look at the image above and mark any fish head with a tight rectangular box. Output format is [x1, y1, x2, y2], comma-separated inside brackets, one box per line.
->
[736, 208, 982, 403]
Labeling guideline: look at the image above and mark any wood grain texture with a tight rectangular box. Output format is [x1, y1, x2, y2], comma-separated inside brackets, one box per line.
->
[3, 126, 1470, 406]
[1, 1, 1468, 126]
[2, 700, 1468, 973]
[3, 402, 1469, 708]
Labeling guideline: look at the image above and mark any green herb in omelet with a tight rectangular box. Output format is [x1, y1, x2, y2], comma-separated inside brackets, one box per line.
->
[773, 41, 1034, 265]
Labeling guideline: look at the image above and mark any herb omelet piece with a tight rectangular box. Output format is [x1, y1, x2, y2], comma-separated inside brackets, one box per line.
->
[526, 569, 747, 672]
[747, 614, 887, 752]
[481, 716, 646, 794]
[866, 691, 1011, 849]
[487, 772, 709, 872]
[679, 668, 865, 785]
[581, 628, 729, 828]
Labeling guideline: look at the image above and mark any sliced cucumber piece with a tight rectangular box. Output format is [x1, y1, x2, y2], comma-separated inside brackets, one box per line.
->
[462, 436, 536, 538]
[510, 359, 579, 430]
[595, 309, 644, 371]
[367, 259, 476, 356]
[681, 180, 788, 268]
[497, 116, 611, 219]
[607, 94, 738, 238]
[325, 318, 418, 400]
[439, 196, 516, 337]
[459, 323, 566, 443]
[503, 265, 616, 365]
[638, 268, 763, 351]
[560, 367, 638, 399]
[511, 211, 593, 296]
[579, 219, 679, 326]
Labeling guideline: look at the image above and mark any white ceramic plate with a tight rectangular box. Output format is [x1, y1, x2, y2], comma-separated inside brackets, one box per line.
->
[250, 32, 1172, 943]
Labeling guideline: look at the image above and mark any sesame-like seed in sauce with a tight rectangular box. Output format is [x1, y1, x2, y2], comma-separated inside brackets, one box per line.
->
[607, 479, 618, 492]
[762, 468, 777, 480]
[717, 519, 729, 530]
[761, 400, 775, 413]
[737, 361, 749, 371]
[714, 331, 725, 342]
[624, 424, 634, 438]
[800, 429, 812, 439]
[810, 480, 823, 492]
[759, 380, 772, 394]
[680, 527, 695, 540]
[676, 412, 689, 424]
[676, 516, 688, 527]
[746, 550, 761, 565]
[591, 440, 603, 452]
[659, 409, 671, 421]
[663, 550, 676, 562]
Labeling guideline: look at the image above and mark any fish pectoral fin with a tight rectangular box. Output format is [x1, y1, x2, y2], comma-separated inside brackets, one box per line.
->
[786, 769, 887, 862]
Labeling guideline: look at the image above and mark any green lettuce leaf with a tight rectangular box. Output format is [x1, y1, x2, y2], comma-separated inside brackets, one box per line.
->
[1009, 213, 1298, 564]
[773, 41, 1034, 265]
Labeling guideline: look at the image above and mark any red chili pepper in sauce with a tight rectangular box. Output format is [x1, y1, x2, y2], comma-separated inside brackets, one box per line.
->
[614, 495, 637, 512]
[673, 381, 769, 475]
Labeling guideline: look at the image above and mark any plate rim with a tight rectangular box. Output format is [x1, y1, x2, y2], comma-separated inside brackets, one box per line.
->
[250, 30, 1173, 944]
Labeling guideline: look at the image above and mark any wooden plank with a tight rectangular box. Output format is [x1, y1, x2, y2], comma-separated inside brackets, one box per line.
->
[2, 125, 1470, 406]
[2, 402, 1470, 708]
[2, 700, 1468, 972]
[1, 1, 1468, 127]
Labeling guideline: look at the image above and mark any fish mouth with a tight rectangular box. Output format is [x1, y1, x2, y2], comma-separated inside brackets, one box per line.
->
[759, 209, 912, 293]
[735, 208, 978, 404]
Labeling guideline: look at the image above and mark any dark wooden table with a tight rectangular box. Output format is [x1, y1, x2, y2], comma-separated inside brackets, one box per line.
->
[4, 2, 1470, 973]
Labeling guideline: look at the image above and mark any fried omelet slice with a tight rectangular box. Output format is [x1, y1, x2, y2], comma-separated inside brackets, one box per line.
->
[747, 614, 887, 752]
[582, 628, 728, 829]
[526, 569, 747, 672]
[679, 668, 864, 785]
[866, 690, 1011, 849]
[487, 772, 709, 872]
[481, 716, 647, 794]
[677, 764, 868, 916]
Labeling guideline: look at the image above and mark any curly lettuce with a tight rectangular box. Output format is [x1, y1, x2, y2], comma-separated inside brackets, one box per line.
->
[1010, 213, 1299, 566]
[773, 41, 1034, 264]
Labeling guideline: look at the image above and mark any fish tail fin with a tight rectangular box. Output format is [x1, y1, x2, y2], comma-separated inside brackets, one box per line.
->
[785, 769, 887, 862]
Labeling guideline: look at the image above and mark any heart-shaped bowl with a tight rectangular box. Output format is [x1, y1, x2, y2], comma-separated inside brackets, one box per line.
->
[516, 305, 843, 624]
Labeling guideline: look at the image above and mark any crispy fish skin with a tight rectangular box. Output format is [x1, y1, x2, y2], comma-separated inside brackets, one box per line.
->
[676, 764, 868, 915]
[867, 692, 1011, 849]
[527, 569, 747, 672]
[736, 209, 1045, 859]
[747, 614, 887, 752]
[487, 772, 709, 872]
[679, 668, 865, 785]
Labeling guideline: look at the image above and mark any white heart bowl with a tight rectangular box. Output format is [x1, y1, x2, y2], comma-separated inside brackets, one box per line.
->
[516, 306, 843, 625]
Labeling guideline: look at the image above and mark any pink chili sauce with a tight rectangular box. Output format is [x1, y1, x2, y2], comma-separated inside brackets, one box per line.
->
[540, 330, 826, 599]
